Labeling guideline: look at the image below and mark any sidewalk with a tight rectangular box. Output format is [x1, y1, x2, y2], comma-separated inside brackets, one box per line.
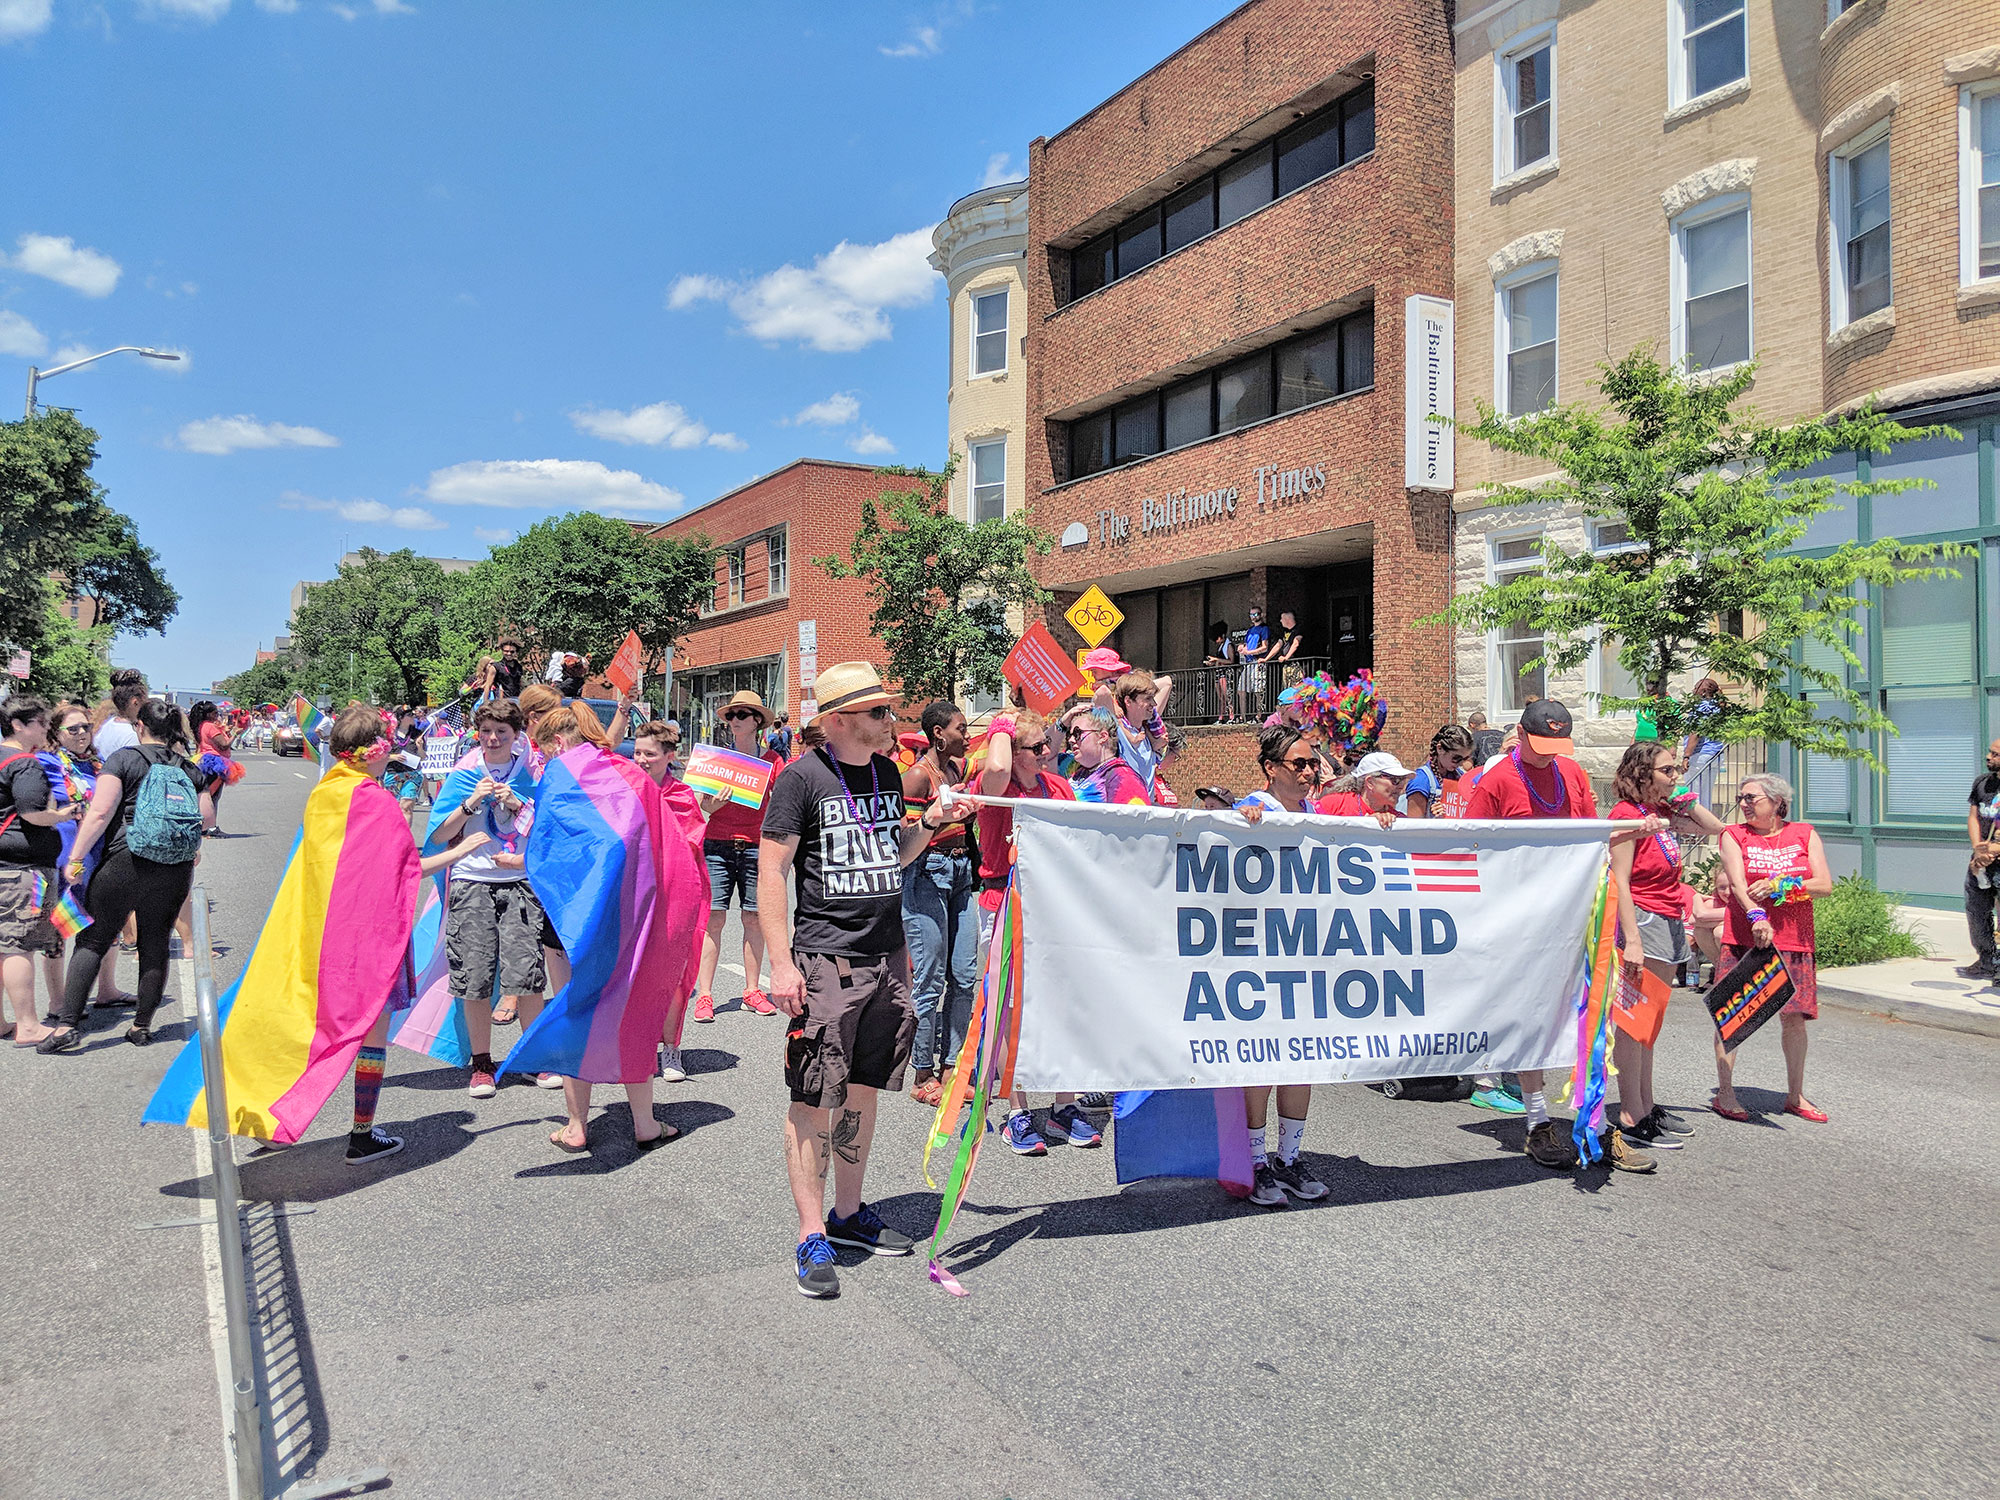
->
[1815, 903, 2000, 1038]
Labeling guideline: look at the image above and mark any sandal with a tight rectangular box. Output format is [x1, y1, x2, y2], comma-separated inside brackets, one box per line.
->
[1710, 1099, 1751, 1122]
[548, 1130, 589, 1154]
[1783, 1100, 1829, 1124]
[491, 1004, 517, 1026]
[633, 1124, 682, 1153]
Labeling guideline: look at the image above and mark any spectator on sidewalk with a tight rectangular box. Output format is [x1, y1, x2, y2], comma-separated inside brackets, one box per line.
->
[1961, 737, 2000, 981]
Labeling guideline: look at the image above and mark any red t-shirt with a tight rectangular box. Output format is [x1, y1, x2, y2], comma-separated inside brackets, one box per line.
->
[1462, 752, 1598, 820]
[976, 770, 1075, 909]
[1721, 820, 1816, 953]
[1311, 791, 1399, 819]
[704, 747, 786, 843]
[1611, 800, 1684, 918]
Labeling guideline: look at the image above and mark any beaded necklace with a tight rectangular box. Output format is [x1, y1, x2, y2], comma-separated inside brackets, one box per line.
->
[818, 747, 883, 834]
[1511, 748, 1568, 815]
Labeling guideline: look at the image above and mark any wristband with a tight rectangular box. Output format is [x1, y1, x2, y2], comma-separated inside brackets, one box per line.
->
[461, 798, 479, 816]
[1745, 908, 1768, 923]
[988, 715, 1016, 741]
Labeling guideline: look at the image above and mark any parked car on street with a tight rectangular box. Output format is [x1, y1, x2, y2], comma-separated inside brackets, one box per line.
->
[271, 723, 307, 757]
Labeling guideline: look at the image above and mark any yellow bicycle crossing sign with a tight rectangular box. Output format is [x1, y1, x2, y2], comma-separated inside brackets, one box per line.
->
[1064, 584, 1124, 647]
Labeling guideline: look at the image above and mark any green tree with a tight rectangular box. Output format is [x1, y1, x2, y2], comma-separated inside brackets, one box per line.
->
[288, 548, 454, 706]
[0, 410, 179, 654]
[486, 512, 716, 679]
[1438, 351, 1959, 762]
[816, 464, 1053, 703]
[427, 560, 506, 702]
[217, 653, 307, 708]
[21, 582, 114, 703]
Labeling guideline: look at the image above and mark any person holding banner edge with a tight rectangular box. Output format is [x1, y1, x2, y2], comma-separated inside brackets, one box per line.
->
[901, 702, 978, 1108]
[760, 662, 965, 1298]
[691, 690, 784, 1022]
[1713, 773, 1833, 1124]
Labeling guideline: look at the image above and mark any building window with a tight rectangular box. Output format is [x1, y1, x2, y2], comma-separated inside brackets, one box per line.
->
[1497, 29, 1554, 179]
[1588, 520, 1643, 706]
[1831, 129, 1891, 326]
[1063, 307, 1375, 480]
[969, 438, 1006, 522]
[1489, 534, 1545, 714]
[1497, 266, 1557, 417]
[1061, 82, 1374, 304]
[766, 528, 788, 596]
[1672, 0, 1746, 106]
[971, 289, 1008, 376]
[727, 546, 746, 608]
[1961, 83, 2000, 284]
[1675, 199, 1751, 372]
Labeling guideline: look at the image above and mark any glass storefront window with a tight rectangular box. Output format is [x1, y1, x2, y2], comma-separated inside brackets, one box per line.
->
[1881, 569, 1976, 684]
[1882, 686, 1979, 819]
[1869, 432, 1981, 538]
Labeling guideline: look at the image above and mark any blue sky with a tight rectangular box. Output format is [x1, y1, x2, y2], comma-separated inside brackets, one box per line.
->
[1, 0, 1234, 692]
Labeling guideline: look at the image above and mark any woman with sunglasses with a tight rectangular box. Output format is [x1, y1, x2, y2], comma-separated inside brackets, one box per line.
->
[1230, 724, 1331, 1207]
[975, 709, 1097, 1154]
[1066, 707, 1152, 806]
[690, 691, 785, 1022]
[32, 704, 121, 1015]
[1713, 772, 1833, 1124]
[1405, 724, 1476, 819]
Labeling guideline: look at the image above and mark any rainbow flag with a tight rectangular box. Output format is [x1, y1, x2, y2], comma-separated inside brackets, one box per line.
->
[680, 744, 774, 809]
[1568, 864, 1619, 1165]
[1111, 1088, 1253, 1194]
[143, 763, 420, 1142]
[49, 887, 92, 940]
[292, 695, 328, 762]
[500, 744, 706, 1083]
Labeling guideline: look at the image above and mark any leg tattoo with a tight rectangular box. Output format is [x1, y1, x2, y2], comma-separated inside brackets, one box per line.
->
[831, 1108, 862, 1166]
[815, 1130, 830, 1181]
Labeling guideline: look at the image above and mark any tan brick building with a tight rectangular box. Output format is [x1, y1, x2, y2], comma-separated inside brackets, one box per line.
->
[1450, 0, 2000, 904]
[1023, 0, 1456, 796]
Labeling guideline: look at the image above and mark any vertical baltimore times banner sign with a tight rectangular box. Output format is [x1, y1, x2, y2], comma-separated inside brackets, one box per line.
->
[1009, 801, 1607, 1092]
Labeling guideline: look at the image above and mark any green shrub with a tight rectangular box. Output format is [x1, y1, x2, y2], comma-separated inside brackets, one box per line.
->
[1814, 874, 1927, 968]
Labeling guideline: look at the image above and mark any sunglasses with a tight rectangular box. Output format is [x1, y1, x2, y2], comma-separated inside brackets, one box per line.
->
[1020, 740, 1054, 756]
[723, 710, 760, 722]
[1736, 792, 1767, 805]
[59, 722, 90, 734]
[837, 705, 896, 722]
[1069, 724, 1104, 740]
[1276, 757, 1319, 773]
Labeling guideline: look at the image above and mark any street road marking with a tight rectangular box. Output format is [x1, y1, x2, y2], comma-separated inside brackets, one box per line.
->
[179, 951, 243, 1500]
[293, 773, 308, 780]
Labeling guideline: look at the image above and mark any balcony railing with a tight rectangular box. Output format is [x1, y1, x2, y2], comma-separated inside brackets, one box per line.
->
[1164, 654, 1335, 727]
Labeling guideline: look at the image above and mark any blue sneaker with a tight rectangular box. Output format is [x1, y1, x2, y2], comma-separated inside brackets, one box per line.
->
[795, 1233, 839, 1298]
[1003, 1111, 1047, 1155]
[825, 1202, 914, 1257]
[1047, 1104, 1102, 1148]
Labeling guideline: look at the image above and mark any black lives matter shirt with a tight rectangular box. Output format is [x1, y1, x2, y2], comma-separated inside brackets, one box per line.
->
[761, 748, 908, 957]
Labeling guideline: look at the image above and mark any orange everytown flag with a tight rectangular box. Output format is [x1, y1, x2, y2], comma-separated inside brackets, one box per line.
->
[1003, 622, 1085, 714]
[606, 630, 644, 697]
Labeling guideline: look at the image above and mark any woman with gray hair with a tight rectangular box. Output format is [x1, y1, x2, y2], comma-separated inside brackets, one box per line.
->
[1713, 771, 1834, 1123]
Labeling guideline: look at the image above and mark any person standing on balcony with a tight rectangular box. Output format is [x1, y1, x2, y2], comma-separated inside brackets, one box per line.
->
[1269, 609, 1305, 691]
[1681, 678, 1726, 808]
[1204, 622, 1238, 723]
[1241, 606, 1270, 717]
[1959, 737, 2000, 981]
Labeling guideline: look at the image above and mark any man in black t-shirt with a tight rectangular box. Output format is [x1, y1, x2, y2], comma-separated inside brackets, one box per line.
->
[758, 662, 965, 1298]
[1961, 738, 2000, 979]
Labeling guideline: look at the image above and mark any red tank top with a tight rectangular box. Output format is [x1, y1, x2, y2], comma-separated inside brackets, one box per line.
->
[1721, 820, 1815, 953]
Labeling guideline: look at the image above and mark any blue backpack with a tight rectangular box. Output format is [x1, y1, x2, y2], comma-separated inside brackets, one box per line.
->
[127, 753, 204, 864]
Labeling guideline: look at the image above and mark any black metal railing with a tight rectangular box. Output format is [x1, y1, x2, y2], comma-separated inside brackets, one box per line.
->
[1165, 654, 1335, 726]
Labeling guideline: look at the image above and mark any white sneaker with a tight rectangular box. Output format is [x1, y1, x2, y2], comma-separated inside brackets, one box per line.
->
[535, 1072, 565, 1089]
[659, 1044, 686, 1083]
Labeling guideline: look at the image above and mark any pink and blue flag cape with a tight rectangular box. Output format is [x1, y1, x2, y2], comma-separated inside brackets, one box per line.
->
[1111, 1088, 1254, 1195]
[501, 745, 706, 1083]
[388, 741, 540, 1066]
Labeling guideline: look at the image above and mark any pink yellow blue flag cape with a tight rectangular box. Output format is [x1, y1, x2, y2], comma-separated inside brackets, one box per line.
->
[143, 762, 420, 1142]
[500, 745, 706, 1084]
[388, 740, 539, 1066]
[1111, 1088, 1253, 1195]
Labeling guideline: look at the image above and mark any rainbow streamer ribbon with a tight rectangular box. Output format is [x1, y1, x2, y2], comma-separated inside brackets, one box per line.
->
[501, 745, 706, 1083]
[923, 878, 1024, 1296]
[49, 887, 92, 940]
[144, 762, 420, 1142]
[1568, 863, 1619, 1166]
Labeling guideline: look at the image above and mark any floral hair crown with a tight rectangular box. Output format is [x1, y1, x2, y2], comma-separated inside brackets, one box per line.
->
[339, 735, 393, 767]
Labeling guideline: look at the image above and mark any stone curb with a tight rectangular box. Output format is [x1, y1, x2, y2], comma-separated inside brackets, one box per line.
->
[1815, 981, 2000, 1039]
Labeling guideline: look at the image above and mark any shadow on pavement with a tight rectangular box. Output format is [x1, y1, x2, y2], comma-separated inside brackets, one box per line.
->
[679, 1047, 738, 1076]
[157, 1108, 538, 1204]
[513, 1098, 737, 1178]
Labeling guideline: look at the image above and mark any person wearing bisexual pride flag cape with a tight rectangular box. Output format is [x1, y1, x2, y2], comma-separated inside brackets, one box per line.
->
[506, 706, 707, 1154]
[144, 706, 488, 1163]
[390, 699, 549, 1095]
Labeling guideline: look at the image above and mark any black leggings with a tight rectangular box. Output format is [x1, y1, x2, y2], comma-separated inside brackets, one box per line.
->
[59, 848, 193, 1029]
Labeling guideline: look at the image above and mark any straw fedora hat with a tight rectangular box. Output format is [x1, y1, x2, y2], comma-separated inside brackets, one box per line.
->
[721, 689, 772, 727]
[809, 661, 894, 723]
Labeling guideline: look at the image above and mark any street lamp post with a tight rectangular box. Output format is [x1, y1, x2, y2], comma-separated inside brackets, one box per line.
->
[24, 345, 183, 418]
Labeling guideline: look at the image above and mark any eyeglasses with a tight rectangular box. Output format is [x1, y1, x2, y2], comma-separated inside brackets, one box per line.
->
[837, 705, 896, 722]
[1276, 757, 1319, 773]
[1069, 725, 1103, 741]
[1021, 741, 1054, 757]
[1736, 792, 1767, 805]
[722, 710, 759, 722]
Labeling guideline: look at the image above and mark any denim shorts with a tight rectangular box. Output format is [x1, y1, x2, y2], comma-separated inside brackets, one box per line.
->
[705, 839, 758, 912]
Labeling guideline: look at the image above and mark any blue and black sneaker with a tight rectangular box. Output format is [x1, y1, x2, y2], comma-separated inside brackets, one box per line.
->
[1047, 1104, 1102, 1148]
[795, 1233, 840, 1298]
[1003, 1110, 1047, 1155]
[825, 1202, 914, 1257]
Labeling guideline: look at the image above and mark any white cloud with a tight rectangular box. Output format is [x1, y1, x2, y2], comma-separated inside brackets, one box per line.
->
[142, 0, 232, 20]
[880, 24, 941, 57]
[279, 491, 444, 530]
[981, 152, 1019, 187]
[668, 227, 940, 353]
[0, 310, 47, 359]
[372, 0, 414, 12]
[0, 0, 53, 43]
[418, 459, 684, 517]
[848, 429, 896, 456]
[10, 234, 122, 297]
[789, 392, 861, 427]
[253, 0, 298, 10]
[569, 400, 743, 451]
[472, 525, 513, 544]
[176, 415, 339, 454]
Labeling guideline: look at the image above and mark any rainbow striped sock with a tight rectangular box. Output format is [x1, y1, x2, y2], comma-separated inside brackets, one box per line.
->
[351, 1046, 386, 1134]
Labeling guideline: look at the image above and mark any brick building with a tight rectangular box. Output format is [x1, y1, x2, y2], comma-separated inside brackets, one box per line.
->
[1023, 0, 1457, 798]
[642, 459, 905, 743]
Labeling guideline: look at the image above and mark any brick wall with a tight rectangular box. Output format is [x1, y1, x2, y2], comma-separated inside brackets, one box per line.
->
[1023, 0, 1457, 766]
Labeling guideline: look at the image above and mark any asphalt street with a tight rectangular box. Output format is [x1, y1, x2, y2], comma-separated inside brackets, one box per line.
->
[3, 751, 1996, 1499]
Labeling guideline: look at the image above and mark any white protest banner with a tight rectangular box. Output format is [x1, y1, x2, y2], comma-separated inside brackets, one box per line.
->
[420, 734, 463, 776]
[1009, 801, 1608, 1091]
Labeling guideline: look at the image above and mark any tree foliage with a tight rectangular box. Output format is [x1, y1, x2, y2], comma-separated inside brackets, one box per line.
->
[484, 512, 715, 677]
[816, 464, 1052, 703]
[288, 548, 455, 706]
[217, 653, 308, 708]
[0, 411, 179, 655]
[21, 582, 114, 704]
[1439, 351, 1960, 762]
